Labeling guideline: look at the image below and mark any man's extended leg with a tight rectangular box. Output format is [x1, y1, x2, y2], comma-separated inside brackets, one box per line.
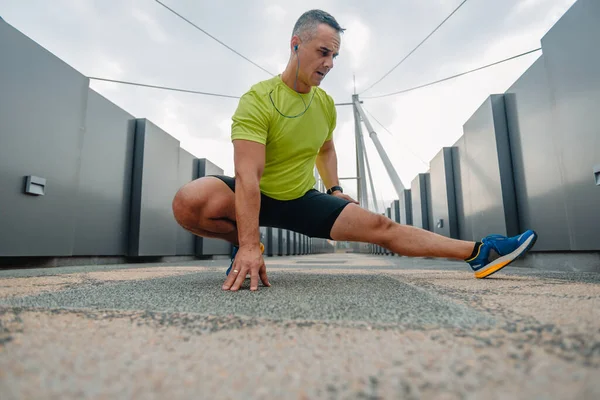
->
[330, 204, 474, 259]
[330, 203, 537, 278]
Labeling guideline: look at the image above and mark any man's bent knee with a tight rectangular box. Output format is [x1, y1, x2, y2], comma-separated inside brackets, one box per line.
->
[172, 177, 235, 229]
[172, 183, 201, 228]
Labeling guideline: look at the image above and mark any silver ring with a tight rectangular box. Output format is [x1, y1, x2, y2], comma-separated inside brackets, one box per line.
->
[233, 269, 239, 273]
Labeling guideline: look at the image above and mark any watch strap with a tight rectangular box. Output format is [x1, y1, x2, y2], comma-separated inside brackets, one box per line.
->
[327, 185, 343, 195]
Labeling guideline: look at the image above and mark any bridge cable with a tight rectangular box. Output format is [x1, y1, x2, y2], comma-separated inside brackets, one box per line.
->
[88, 77, 242, 99]
[362, 48, 542, 99]
[154, 0, 275, 77]
[360, 0, 469, 95]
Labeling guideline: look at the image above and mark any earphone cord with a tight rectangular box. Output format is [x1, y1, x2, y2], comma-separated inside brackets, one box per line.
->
[269, 49, 315, 119]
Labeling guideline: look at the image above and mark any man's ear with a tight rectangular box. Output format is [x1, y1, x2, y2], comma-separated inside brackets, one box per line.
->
[291, 36, 301, 53]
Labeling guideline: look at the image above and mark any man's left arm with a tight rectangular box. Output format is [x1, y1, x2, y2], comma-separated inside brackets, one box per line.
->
[316, 140, 358, 203]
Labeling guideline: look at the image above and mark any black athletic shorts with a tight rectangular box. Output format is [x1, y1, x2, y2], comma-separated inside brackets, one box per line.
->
[209, 175, 352, 239]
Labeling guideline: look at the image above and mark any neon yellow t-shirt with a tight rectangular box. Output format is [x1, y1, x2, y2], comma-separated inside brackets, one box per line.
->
[231, 75, 336, 200]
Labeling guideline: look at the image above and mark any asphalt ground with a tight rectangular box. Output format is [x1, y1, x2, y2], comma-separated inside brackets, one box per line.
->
[0, 253, 598, 399]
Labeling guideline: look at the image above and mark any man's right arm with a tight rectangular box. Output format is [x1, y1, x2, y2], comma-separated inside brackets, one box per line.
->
[222, 139, 269, 292]
[233, 139, 265, 250]
[223, 91, 271, 291]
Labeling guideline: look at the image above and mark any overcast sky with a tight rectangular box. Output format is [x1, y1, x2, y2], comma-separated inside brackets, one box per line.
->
[1, 0, 576, 211]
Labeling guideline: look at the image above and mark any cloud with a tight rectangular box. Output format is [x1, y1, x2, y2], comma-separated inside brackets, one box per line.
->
[131, 6, 169, 44]
[338, 15, 370, 71]
[255, 52, 288, 75]
[86, 52, 126, 79]
[264, 4, 287, 21]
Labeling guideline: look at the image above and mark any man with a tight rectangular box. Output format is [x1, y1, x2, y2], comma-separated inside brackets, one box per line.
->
[172, 9, 537, 292]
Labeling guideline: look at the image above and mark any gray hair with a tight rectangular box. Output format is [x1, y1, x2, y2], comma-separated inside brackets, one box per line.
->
[291, 9, 345, 42]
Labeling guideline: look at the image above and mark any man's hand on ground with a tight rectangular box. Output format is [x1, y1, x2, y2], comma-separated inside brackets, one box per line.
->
[222, 245, 271, 292]
[333, 191, 359, 204]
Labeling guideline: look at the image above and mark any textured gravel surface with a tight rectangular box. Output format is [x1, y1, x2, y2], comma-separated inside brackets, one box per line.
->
[0, 254, 599, 399]
[0, 272, 495, 328]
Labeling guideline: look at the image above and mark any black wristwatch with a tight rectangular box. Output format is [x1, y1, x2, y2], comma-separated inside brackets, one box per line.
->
[327, 185, 343, 195]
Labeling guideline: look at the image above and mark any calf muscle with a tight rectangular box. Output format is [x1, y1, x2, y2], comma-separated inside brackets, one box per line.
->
[330, 204, 474, 260]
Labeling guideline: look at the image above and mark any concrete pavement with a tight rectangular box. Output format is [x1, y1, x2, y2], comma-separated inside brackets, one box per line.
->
[0, 253, 599, 399]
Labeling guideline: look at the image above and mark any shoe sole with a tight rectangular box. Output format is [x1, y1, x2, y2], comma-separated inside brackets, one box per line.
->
[474, 231, 538, 279]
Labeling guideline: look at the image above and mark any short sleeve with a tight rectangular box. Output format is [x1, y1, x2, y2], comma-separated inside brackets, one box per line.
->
[231, 91, 270, 145]
[325, 95, 337, 141]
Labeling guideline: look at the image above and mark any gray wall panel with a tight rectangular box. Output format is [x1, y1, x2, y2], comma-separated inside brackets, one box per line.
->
[411, 173, 431, 230]
[385, 208, 392, 254]
[260, 227, 270, 255]
[460, 96, 518, 241]
[73, 90, 136, 256]
[411, 175, 424, 229]
[390, 200, 400, 224]
[442, 150, 457, 239]
[281, 230, 288, 255]
[462, 97, 505, 240]
[274, 229, 280, 256]
[493, 96, 520, 238]
[267, 228, 280, 256]
[430, 149, 449, 237]
[398, 190, 412, 226]
[0, 20, 89, 256]
[277, 229, 284, 256]
[452, 139, 470, 240]
[129, 119, 179, 256]
[176, 149, 198, 256]
[430, 148, 458, 238]
[504, 57, 571, 250]
[425, 173, 433, 232]
[540, 0, 600, 250]
[196, 159, 232, 256]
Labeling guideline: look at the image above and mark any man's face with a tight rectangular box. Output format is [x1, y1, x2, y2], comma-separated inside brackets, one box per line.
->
[296, 24, 340, 87]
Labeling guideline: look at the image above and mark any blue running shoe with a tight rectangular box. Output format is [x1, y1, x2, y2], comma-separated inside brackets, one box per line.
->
[466, 230, 538, 278]
[226, 242, 265, 276]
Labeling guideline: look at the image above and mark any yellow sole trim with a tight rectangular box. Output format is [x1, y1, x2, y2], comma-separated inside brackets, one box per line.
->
[475, 259, 511, 279]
